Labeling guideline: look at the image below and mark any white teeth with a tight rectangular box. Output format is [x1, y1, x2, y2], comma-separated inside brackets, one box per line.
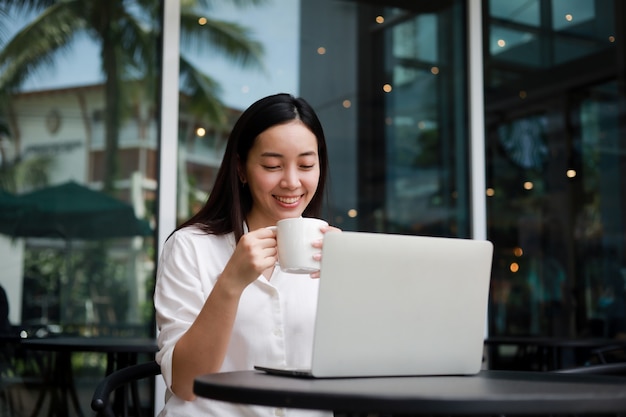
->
[275, 196, 300, 204]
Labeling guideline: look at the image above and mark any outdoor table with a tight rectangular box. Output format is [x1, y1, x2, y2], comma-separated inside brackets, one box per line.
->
[21, 336, 157, 417]
[194, 369, 626, 415]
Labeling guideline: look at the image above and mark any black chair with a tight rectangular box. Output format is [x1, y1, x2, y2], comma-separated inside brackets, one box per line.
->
[91, 360, 161, 417]
[552, 362, 626, 376]
[0, 331, 26, 416]
[588, 344, 626, 364]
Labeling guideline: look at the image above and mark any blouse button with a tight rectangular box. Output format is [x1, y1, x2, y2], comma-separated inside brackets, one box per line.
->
[274, 408, 285, 417]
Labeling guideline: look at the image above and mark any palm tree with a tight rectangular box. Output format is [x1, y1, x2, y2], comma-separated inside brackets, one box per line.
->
[0, 5, 8, 44]
[0, 3, 53, 192]
[0, 0, 264, 193]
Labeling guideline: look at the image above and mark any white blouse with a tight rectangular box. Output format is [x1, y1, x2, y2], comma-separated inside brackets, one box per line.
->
[154, 225, 330, 417]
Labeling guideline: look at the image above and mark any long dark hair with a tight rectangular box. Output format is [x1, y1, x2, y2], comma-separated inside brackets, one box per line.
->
[175, 93, 329, 242]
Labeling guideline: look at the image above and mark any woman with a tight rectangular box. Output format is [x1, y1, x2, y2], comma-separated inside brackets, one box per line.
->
[155, 93, 335, 417]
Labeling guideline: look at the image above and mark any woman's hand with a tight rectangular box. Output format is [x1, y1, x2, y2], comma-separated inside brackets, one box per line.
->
[222, 227, 278, 289]
[310, 225, 342, 278]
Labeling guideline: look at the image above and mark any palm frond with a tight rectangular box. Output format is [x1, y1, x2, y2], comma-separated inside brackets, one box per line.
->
[0, 2, 86, 91]
[179, 13, 266, 74]
[116, 9, 156, 72]
[0, 0, 56, 14]
[0, 154, 53, 193]
[179, 56, 228, 127]
[0, 8, 8, 46]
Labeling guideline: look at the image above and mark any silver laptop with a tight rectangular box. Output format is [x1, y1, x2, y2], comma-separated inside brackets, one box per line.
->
[255, 231, 493, 378]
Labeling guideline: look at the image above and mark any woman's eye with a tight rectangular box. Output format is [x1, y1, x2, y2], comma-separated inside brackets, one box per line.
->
[263, 165, 280, 170]
[300, 164, 315, 169]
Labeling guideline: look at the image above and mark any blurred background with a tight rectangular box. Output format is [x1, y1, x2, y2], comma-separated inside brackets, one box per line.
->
[0, 0, 625, 415]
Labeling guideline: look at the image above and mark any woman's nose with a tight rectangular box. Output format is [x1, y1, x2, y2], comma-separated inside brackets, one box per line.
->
[280, 167, 301, 189]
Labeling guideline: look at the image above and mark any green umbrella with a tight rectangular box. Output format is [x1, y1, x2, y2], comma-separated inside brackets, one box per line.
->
[2, 181, 151, 239]
[0, 182, 152, 325]
[0, 189, 38, 232]
[0, 188, 35, 209]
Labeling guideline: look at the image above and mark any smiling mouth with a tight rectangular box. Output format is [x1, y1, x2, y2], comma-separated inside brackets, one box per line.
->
[274, 195, 301, 204]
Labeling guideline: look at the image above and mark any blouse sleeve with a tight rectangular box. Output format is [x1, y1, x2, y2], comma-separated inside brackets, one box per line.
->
[154, 229, 211, 389]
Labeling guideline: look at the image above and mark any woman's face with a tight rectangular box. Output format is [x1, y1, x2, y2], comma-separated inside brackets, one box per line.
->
[241, 120, 320, 230]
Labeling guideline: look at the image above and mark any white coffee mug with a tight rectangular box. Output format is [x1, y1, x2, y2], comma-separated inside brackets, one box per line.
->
[275, 217, 328, 274]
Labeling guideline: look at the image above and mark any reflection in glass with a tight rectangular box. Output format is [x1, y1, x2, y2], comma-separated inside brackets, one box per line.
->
[489, 1, 540, 26]
[327, 2, 470, 237]
[175, 0, 281, 223]
[0, 5, 169, 416]
[489, 27, 538, 63]
[485, 0, 625, 345]
[551, 0, 594, 31]
[0, 2, 164, 338]
[0, 1, 165, 413]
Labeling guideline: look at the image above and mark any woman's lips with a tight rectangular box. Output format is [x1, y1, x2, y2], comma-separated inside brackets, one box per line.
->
[274, 195, 302, 204]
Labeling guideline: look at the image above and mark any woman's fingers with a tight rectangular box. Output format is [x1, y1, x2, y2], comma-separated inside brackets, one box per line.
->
[309, 226, 341, 278]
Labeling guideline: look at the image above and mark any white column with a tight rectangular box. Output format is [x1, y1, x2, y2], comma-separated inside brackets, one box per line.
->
[467, 0, 489, 345]
[155, 0, 181, 414]
[468, 0, 487, 242]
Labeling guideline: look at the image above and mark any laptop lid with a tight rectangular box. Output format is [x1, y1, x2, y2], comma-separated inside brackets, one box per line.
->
[309, 231, 493, 378]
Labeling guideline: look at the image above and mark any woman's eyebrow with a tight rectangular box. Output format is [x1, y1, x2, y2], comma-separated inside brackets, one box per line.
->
[260, 151, 317, 158]
[260, 152, 283, 158]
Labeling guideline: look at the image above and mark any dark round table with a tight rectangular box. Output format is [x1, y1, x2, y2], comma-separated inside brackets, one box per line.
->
[21, 336, 157, 417]
[194, 369, 626, 415]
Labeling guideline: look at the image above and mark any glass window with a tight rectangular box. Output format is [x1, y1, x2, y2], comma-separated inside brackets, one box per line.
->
[551, 0, 595, 31]
[489, 1, 541, 26]
[485, 0, 624, 344]
[0, 2, 159, 414]
[175, 0, 300, 223]
[177, 1, 471, 238]
[377, 6, 469, 237]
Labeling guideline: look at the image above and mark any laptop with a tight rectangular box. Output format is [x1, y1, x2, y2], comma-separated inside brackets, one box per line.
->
[255, 231, 493, 378]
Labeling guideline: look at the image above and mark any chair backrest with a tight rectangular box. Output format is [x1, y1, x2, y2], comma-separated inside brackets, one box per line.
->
[552, 362, 626, 376]
[91, 360, 161, 417]
[589, 344, 626, 364]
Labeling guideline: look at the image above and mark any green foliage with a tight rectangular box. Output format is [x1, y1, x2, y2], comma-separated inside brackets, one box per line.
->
[22, 241, 135, 328]
[0, 154, 53, 193]
[0, 0, 266, 189]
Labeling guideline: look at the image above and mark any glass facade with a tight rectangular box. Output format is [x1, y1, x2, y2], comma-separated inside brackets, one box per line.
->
[0, 2, 160, 415]
[299, 1, 472, 237]
[485, 0, 625, 340]
[0, 0, 625, 415]
[0, 4, 160, 337]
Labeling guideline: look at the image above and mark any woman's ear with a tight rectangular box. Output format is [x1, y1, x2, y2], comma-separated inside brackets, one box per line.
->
[237, 157, 247, 184]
